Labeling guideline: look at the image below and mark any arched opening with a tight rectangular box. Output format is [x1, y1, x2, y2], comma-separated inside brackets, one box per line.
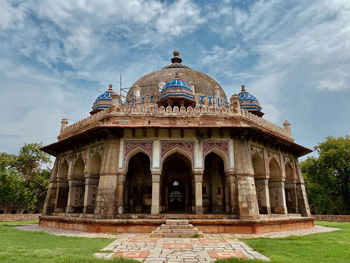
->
[203, 153, 226, 213]
[56, 160, 69, 212]
[252, 153, 269, 214]
[269, 158, 286, 214]
[69, 157, 85, 213]
[161, 152, 193, 213]
[23, 210, 28, 214]
[0, 210, 4, 214]
[285, 163, 298, 213]
[85, 153, 101, 214]
[124, 152, 152, 213]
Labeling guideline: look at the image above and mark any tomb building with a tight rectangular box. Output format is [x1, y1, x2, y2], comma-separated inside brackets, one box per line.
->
[40, 50, 313, 233]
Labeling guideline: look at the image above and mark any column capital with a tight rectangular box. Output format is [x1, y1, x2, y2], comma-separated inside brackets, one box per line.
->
[225, 169, 235, 176]
[152, 173, 161, 183]
[151, 169, 162, 176]
[192, 168, 204, 175]
[194, 173, 203, 183]
[117, 173, 126, 184]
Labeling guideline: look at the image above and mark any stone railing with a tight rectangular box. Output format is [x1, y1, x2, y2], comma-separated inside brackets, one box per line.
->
[59, 104, 292, 140]
[61, 110, 109, 138]
[241, 110, 291, 138]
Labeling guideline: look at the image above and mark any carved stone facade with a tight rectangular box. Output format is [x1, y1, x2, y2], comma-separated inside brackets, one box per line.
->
[40, 51, 312, 233]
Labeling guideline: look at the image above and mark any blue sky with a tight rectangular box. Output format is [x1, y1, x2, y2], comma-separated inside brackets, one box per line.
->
[0, 0, 349, 158]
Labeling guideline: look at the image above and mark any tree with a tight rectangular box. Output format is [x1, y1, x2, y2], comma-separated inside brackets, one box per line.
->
[301, 135, 350, 214]
[0, 143, 52, 212]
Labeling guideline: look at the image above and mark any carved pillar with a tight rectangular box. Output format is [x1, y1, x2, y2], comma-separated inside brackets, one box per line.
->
[285, 182, 298, 213]
[226, 171, 239, 215]
[269, 181, 287, 214]
[151, 170, 161, 214]
[233, 138, 260, 220]
[83, 176, 99, 214]
[117, 172, 126, 214]
[194, 170, 203, 214]
[94, 138, 119, 219]
[255, 178, 271, 214]
[67, 178, 84, 214]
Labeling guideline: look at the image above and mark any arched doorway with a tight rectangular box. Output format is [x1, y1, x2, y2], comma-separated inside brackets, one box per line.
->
[161, 153, 193, 213]
[56, 160, 69, 212]
[285, 162, 298, 213]
[124, 152, 152, 213]
[269, 158, 286, 214]
[252, 153, 269, 214]
[69, 157, 85, 213]
[203, 153, 226, 213]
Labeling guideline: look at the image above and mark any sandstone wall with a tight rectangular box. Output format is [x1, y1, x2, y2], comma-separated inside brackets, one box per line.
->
[314, 215, 350, 222]
[0, 214, 40, 222]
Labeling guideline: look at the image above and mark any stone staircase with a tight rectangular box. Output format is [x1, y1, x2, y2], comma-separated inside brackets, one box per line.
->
[150, 219, 204, 238]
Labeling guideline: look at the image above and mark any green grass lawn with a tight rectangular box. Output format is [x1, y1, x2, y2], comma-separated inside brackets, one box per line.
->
[0, 220, 138, 263]
[217, 221, 350, 263]
[1, 220, 350, 263]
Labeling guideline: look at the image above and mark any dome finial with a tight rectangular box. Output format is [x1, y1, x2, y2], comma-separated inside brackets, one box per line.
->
[171, 50, 182, 64]
[241, 85, 246, 92]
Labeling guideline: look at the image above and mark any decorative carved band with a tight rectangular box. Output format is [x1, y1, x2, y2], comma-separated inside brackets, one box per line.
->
[124, 140, 153, 160]
[161, 141, 194, 160]
[203, 141, 228, 156]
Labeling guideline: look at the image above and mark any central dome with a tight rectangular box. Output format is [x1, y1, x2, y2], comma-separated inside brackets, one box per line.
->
[126, 51, 227, 102]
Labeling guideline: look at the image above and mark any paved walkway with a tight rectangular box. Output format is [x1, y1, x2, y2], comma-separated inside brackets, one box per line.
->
[18, 224, 339, 262]
[94, 234, 269, 262]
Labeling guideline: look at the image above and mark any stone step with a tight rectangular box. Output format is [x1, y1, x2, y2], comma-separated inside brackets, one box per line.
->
[150, 219, 203, 238]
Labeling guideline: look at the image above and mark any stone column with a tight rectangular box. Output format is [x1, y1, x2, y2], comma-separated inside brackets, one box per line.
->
[67, 178, 84, 214]
[94, 138, 119, 219]
[55, 178, 69, 212]
[233, 138, 260, 220]
[255, 178, 271, 214]
[83, 176, 99, 214]
[269, 181, 287, 214]
[117, 172, 126, 214]
[285, 182, 298, 213]
[151, 170, 161, 215]
[295, 160, 311, 217]
[194, 170, 203, 214]
[226, 171, 239, 215]
[42, 159, 58, 215]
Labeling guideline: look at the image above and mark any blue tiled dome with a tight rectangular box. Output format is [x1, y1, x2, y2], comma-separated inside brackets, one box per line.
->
[162, 79, 193, 93]
[159, 75, 194, 101]
[91, 85, 114, 113]
[238, 85, 264, 116]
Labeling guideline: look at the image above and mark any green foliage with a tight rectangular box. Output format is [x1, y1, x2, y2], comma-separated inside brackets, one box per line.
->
[301, 135, 350, 215]
[0, 143, 51, 212]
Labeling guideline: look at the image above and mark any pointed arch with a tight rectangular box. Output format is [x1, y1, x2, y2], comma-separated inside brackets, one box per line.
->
[85, 152, 102, 214]
[125, 147, 152, 171]
[284, 161, 298, 213]
[124, 152, 152, 213]
[269, 157, 281, 181]
[252, 152, 269, 214]
[285, 162, 294, 182]
[204, 147, 229, 172]
[69, 156, 85, 213]
[161, 152, 193, 213]
[161, 147, 193, 170]
[72, 157, 85, 179]
[203, 152, 226, 213]
[56, 159, 69, 212]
